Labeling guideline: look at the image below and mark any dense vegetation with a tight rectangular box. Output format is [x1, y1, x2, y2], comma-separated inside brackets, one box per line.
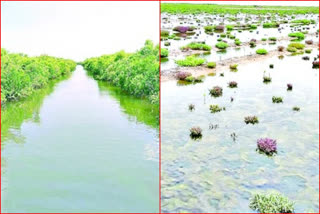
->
[82, 40, 159, 104]
[161, 3, 319, 15]
[1, 48, 76, 104]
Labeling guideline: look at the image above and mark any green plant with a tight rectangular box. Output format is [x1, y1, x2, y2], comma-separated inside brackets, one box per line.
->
[161, 48, 169, 58]
[293, 106, 300, 111]
[209, 86, 223, 97]
[272, 96, 283, 103]
[268, 37, 277, 41]
[288, 32, 305, 41]
[261, 38, 267, 41]
[82, 40, 159, 104]
[244, 116, 259, 124]
[181, 42, 211, 51]
[229, 64, 238, 69]
[288, 42, 305, 49]
[287, 47, 297, 52]
[175, 56, 205, 67]
[207, 62, 216, 68]
[235, 40, 241, 46]
[215, 42, 229, 50]
[256, 49, 268, 55]
[209, 104, 225, 113]
[190, 126, 202, 139]
[305, 49, 312, 54]
[249, 192, 294, 213]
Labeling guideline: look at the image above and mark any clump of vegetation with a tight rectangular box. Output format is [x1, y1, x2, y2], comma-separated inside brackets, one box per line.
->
[176, 56, 205, 67]
[229, 64, 238, 70]
[293, 106, 300, 111]
[263, 22, 279, 28]
[1, 48, 76, 104]
[188, 104, 195, 111]
[263, 74, 272, 83]
[173, 26, 195, 33]
[228, 81, 238, 88]
[209, 104, 225, 113]
[256, 49, 268, 55]
[287, 46, 297, 52]
[207, 62, 216, 68]
[313, 61, 319, 68]
[209, 86, 223, 97]
[250, 192, 294, 213]
[235, 40, 241, 46]
[287, 83, 293, 91]
[185, 75, 204, 83]
[161, 48, 169, 58]
[204, 25, 215, 33]
[288, 32, 305, 41]
[302, 56, 310, 60]
[278, 46, 285, 52]
[164, 41, 171, 46]
[305, 49, 312, 54]
[215, 42, 229, 50]
[190, 126, 202, 139]
[161, 30, 169, 37]
[272, 96, 283, 103]
[176, 71, 191, 80]
[269, 64, 274, 69]
[305, 40, 313, 45]
[261, 38, 267, 41]
[181, 42, 211, 51]
[82, 40, 159, 104]
[288, 42, 305, 50]
[257, 138, 277, 155]
[244, 116, 259, 124]
[268, 37, 277, 41]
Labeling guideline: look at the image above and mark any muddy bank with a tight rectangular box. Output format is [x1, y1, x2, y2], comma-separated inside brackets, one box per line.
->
[161, 43, 319, 82]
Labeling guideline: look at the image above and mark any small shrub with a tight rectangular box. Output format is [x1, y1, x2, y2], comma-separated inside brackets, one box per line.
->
[305, 49, 312, 54]
[293, 106, 300, 111]
[257, 138, 277, 155]
[207, 62, 216, 68]
[220, 73, 224, 77]
[272, 96, 283, 103]
[288, 32, 305, 41]
[176, 71, 191, 80]
[235, 40, 241, 46]
[268, 37, 277, 41]
[312, 61, 319, 68]
[269, 64, 274, 69]
[215, 42, 229, 50]
[228, 81, 238, 88]
[287, 83, 293, 91]
[209, 105, 224, 113]
[209, 86, 223, 97]
[256, 49, 268, 55]
[164, 41, 171, 46]
[190, 127, 202, 139]
[176, 56, 205, 67]
[278, 46, 285, 51]
[305, 40, 313, 45]
[229, 64, 238, 69]
[244, 116, 259, 124]
[250, 192, 294, 213]
[288, 43, 305, 50]
[161, 30, 169, 37]
[161, 48, 169, 58]
[263, 75, 272, 83]
[287, 47, 297, 52]
[188, 104, 195, 111]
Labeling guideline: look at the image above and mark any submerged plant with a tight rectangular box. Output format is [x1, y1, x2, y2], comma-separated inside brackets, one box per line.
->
[190, 126, 202, 139]
[293, 106, 300, 111]
[244, 116, 259, 124]
[250, 192, 294, 213]
[272, 96, 283, 103]
[257, 138, 277, 155]
[287, 83, 293, 91]
[209, 86, 223, 97]
[209, 104, 225, 113]
[228, 81, 238, 88]
[188, 104, 195, 111]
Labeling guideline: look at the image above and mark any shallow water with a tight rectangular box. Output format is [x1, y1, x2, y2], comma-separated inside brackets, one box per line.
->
[161, 53, 319, 213]
[1, 66, 159, 213]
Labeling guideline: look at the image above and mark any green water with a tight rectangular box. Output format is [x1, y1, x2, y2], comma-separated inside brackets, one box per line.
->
[1, 66, 159, 213]
[161, 53, 319, 213]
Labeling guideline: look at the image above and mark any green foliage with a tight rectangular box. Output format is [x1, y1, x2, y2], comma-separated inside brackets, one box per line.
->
[272, 96, 283, 103]
[249, 192, 294, 213]
[226, 25, 234, 31]
[204, 25, 215, 33]
[287, 47, 297, 52]
[1, 48, 76, 104]
[229, 64, 238, 69]
[161, 3, 319, 15]
[235, 40, 241, 46]
[291, 19, 312, 25]
[161, 30, 170, 37]
[161, 48, 169, 58]
[181, 42, 211, 51]
[288, 32, 305, 41]
[263, 22, 279, 28]
[215, 42, 229, 50]
[261, 38, 267, 41]
[268, 37, 277, 41]
[209, 105, 224, 113]
[207, 62, 216, 68]
[176, 55, 205, 67]
[256, 49, 268, 55]
[82, 40, 159, 104]
[288, 42, 305, 50]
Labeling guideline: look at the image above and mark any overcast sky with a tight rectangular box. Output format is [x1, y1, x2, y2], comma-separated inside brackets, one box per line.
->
[164, 1, 319, 7]
[1, 1, 159, 61]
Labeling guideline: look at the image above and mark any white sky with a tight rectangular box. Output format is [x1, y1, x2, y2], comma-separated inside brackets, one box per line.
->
[1, 1, 159, 61]
[164, 1, 319, 7]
